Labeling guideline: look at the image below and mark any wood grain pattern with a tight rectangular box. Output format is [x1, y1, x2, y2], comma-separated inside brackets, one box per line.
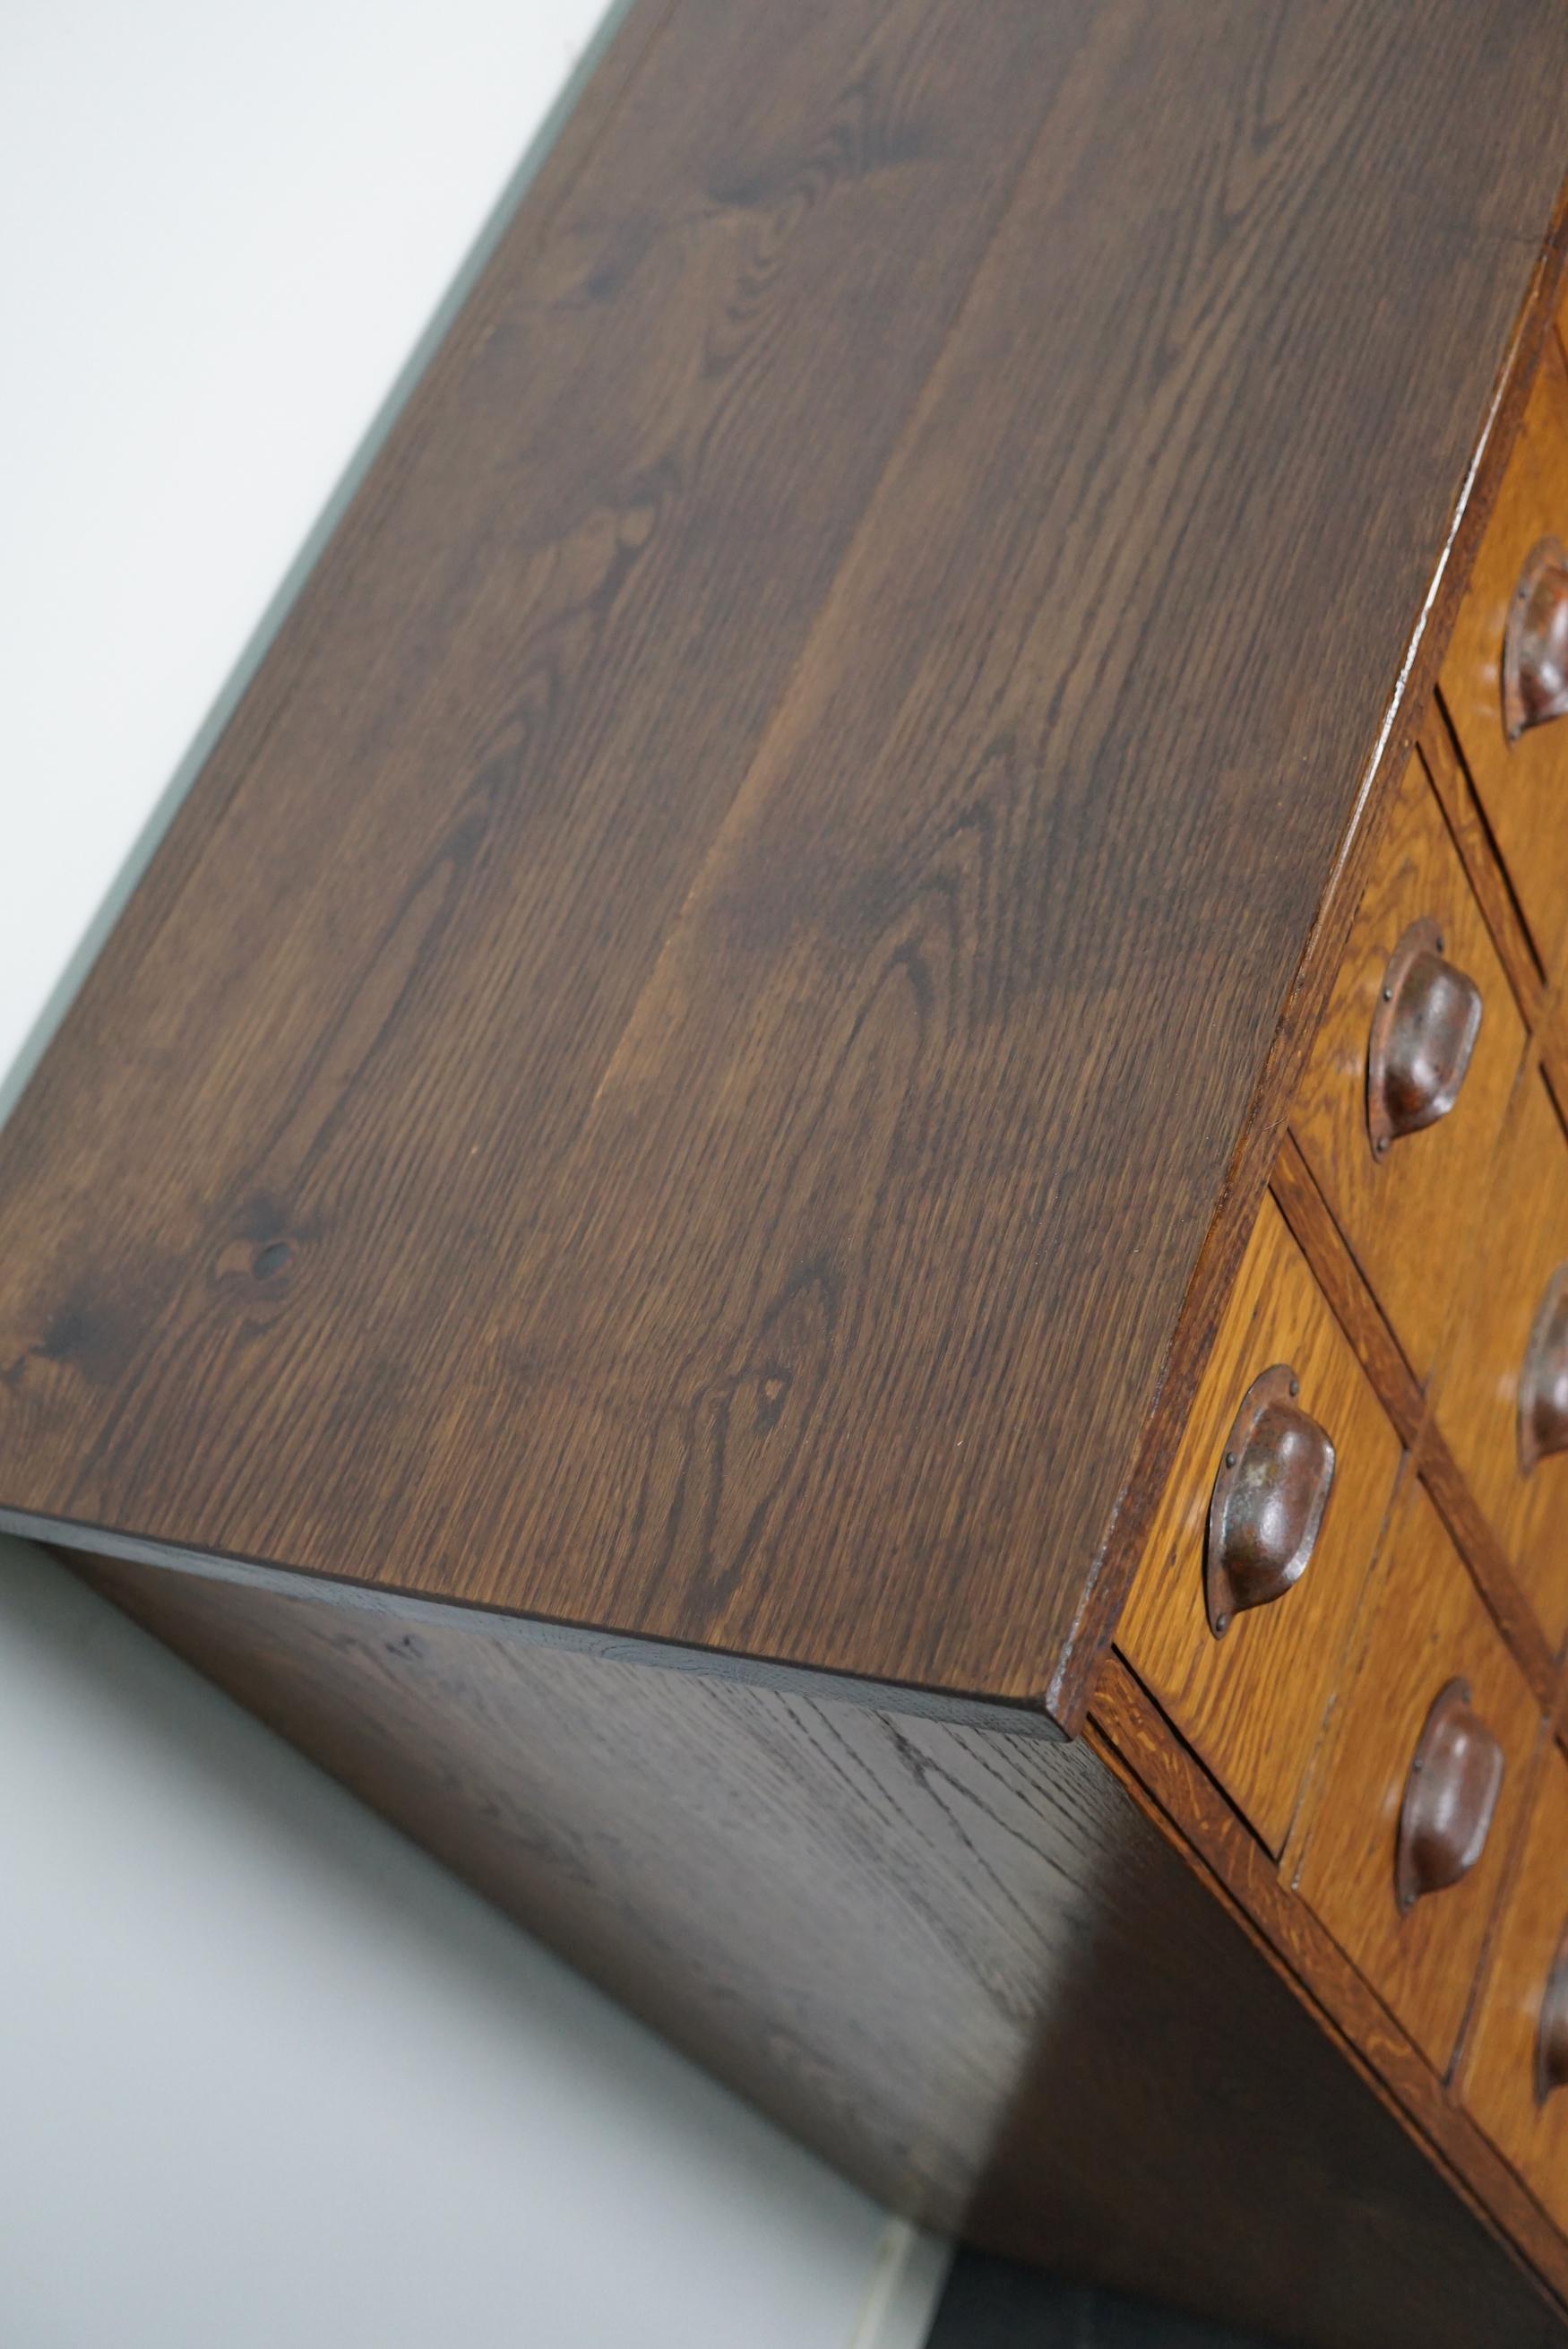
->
[1540, 983, 1568, 1152]
[1073, 203, 1568, 1735]
[1270, 1133, 1559, 1709]
[61, 1546, 1568, 2349]
[0, 0, 1070, 1664]
[1, 6, 1567, 1730]
[18, 1509, 1055, 1730]
[1431, 1065, 1568, 1650]
[1116, 1196, 1401, 1855]
[1270, 1132, 1424, 1442]
[1092, 1651, 1568, 2311]
[1460, 1740, 1568, 2232]
[1292, 1474, 1543, 2076]
[1291, 750, 1527, 1375]
[1442, 332, 1568, 975]
[1420, 710, 1545, 1031]
[1418, 1419, 1563, 1714]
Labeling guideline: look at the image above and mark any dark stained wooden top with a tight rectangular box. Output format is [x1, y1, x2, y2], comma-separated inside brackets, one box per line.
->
[5, 0, 1568, 1727]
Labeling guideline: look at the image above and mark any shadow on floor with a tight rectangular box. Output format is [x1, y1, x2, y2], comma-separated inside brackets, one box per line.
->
[926, 2253, 1286, 2347]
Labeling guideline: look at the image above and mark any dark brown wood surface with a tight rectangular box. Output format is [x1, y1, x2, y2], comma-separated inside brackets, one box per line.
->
[5, 4, 1568, 1726]
[63, 1546, 1568, 2349]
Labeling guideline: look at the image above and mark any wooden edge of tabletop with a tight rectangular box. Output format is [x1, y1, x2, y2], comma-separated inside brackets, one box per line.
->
[4, 1507, 1065, 1740]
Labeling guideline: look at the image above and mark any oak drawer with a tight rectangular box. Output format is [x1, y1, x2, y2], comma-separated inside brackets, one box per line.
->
[1292, 1474, 1538, 2075]
[1119, 1195, 1401, 1856]
[1430, 1068, 1568, 1651]
[1442, 332, 1568, 974]
[1459, 1737, 1568, 2232]
[1291, 748, 1524, 1377]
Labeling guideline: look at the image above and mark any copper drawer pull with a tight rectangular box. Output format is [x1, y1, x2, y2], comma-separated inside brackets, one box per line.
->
[1204, 1364, 1336, 1638]
[1366, 918, 1483, 1158]
[1520, 1265, 1568, 1473]
[1503, 538, 1568, 739]
[1394, 1678, 1504, 1913]
[1537, 1927, 1568, 2105]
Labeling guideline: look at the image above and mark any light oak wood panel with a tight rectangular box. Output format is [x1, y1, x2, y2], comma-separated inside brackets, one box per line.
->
[1292, 749, 1526, 1377]
[1094, 1653, 1568, 2311]
[1460, 1741, 1568, 2232]
[1432, 1067, 1568, 1651]
[1443, 334, 1568, 976]
[1118, 1195, 1401, 1855]
[1270, 1132, 1558, 1706]
[1420, 714, 1544, 1031]
[1293, 1474, 1541, 2076]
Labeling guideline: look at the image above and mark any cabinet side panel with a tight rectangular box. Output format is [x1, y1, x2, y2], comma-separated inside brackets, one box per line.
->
[62, 1548, 1568, 2349]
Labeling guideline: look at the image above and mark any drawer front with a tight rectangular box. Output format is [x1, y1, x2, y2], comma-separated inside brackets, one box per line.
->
[1291, 749, 1524, 1376]
[1459, 1739, 1568, 2232]
[1293, 1474, 1539, 2075]
[1431, 1068, 1568, 1650]
[1442, 332, 1568, 972]
[1119, 1195, 1401, 1856]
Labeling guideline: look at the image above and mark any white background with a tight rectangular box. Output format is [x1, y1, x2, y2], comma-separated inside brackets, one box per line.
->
[0, 4, 948, 2343]
[2, 0, 605, 1104]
